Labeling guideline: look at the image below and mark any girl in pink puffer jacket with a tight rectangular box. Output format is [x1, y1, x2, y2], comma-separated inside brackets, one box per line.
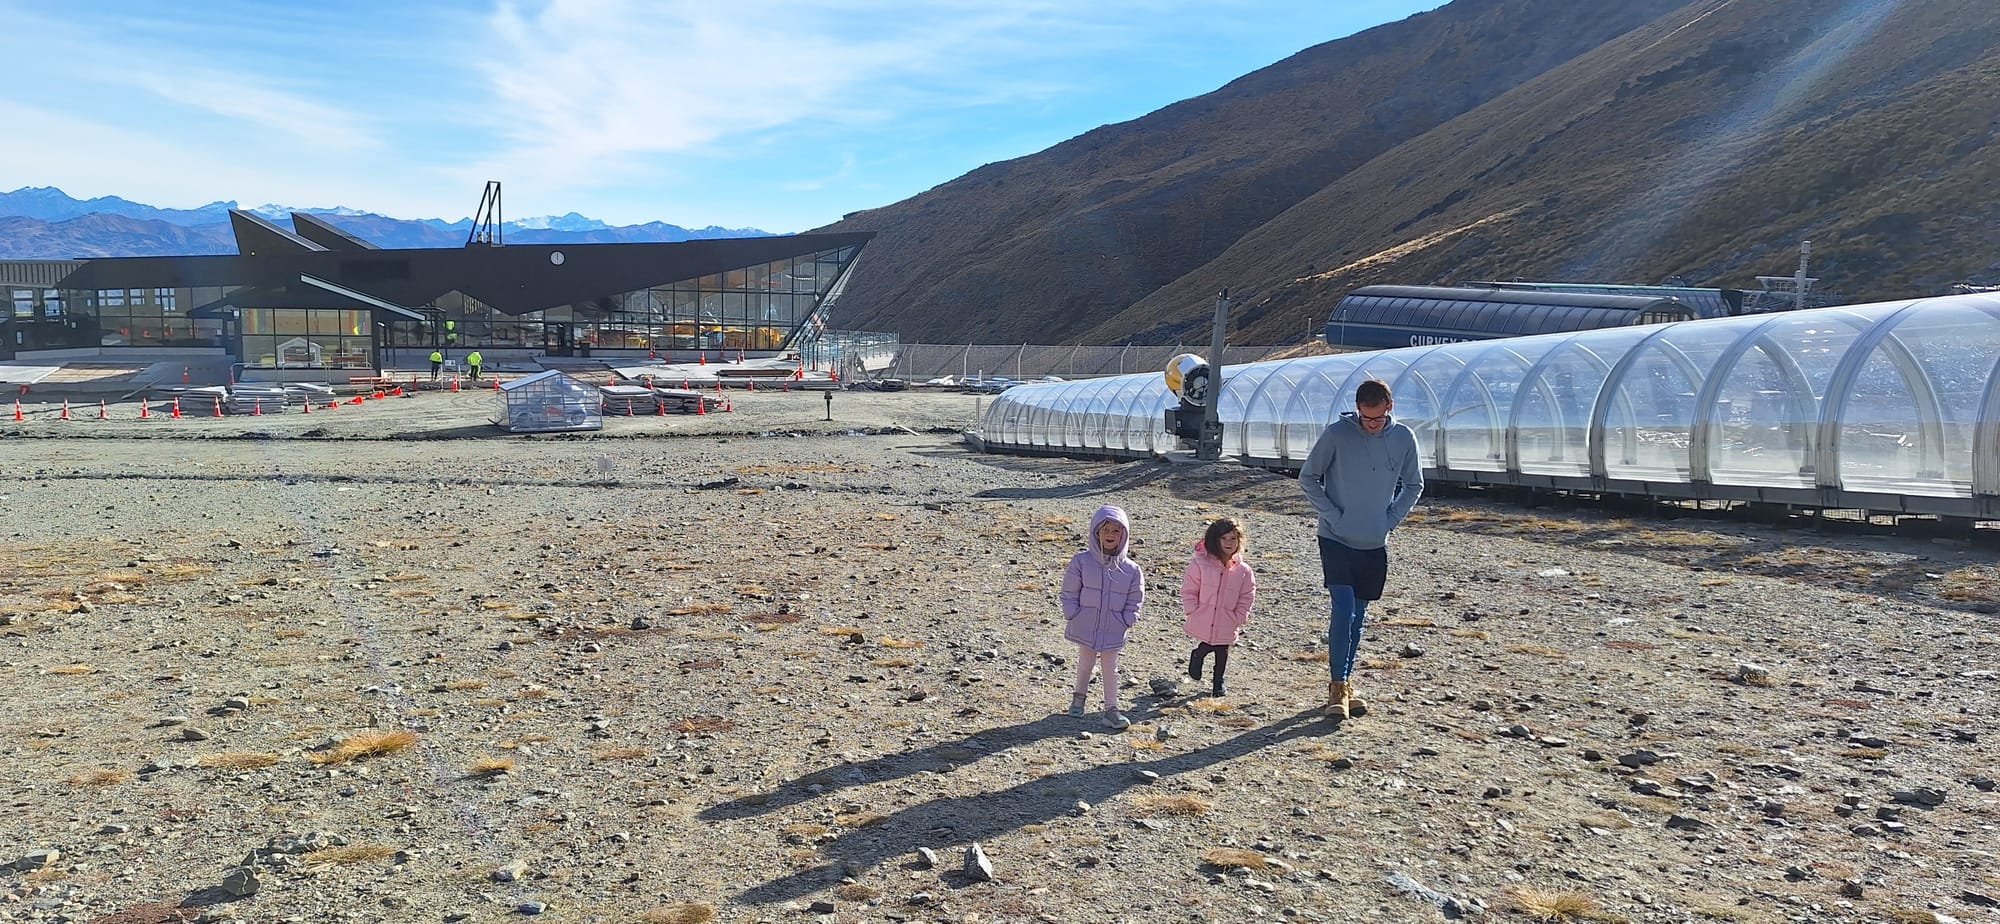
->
[1182, 517, 1257, 698]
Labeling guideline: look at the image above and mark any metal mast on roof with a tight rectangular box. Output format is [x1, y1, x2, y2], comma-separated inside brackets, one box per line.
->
[467, 181, 503, 247]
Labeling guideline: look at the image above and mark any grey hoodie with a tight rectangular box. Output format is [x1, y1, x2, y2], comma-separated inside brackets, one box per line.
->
[1298, 411, 1424, 550]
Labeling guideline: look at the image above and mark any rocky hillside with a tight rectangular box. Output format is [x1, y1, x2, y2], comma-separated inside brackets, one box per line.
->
[822, 0, 2000, 345]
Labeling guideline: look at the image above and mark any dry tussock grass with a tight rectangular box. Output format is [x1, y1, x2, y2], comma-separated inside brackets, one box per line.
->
[1452, 628, 1491, 640]
[1132, 794, 1212, 817]
[310, 730, 418, 765]
[1510, 886, 1621, 922]
[1201, 847, 1267, 870]
[669, 603, 734, 616]
[152, 563, 215, 579]
[641, 904, 719, 924]
[821, 626, 864, 638]
[441, 679, 488, 691]
[870, 513, 899, 521]
[1575, 811, 1635, 830]
[878, 636, 923, 648]
[517, 686, 550, 699]
[871, 657, 912, 668]
[1840, 747, 1887, 761]
[734, 487, 766, 495]
[836, 880, 884, 904]
[467, 757, 515, 776]
[735, 584, 769, 597]
[1033, 533, 1067, 542]
[198, 752, 280, 770]
[302, 844, 398, 866]
[833, 811, 887, 828]
[1014, 583, 1044, 591]
[594, 747, 648, 761]
[45, 663, 95, 675]
[69, 768, 132, 787]
[782, 823, 830, 844]
[1286, 650, 1330, 662]
[1185, 698, 1235, 714]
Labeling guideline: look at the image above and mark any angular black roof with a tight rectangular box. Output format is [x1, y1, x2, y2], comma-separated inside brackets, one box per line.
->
[56, 229, 875, 317]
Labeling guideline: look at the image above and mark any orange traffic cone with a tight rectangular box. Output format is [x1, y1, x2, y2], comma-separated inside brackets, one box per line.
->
[171, 398, 182, 419]
[60, 399, 71, 420]
[451, 375, 460, 392]
[182, 366, 190, 384]
[302, 398, 311, 415]
[252, 400, 263, 417]
[139, 400, 151, 420]
[99, 400, 108, 420]
[655, 399, 665, 416]
[747, 380, 755, 392]
[699, 351, 707, 365]
[492, 378, 500, 392]
[697, 396, 706, 416]
[11, 399, 22, 421]
[213, 397, 223, 418]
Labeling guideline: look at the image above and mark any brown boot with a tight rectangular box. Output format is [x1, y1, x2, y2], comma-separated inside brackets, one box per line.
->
[1325, 680, 1349, 720]
[1345, 677, 1368, 718]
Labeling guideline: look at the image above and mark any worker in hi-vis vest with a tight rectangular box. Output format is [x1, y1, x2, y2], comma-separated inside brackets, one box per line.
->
[430, 349, 444, 381]
[466, 350, 483, 381]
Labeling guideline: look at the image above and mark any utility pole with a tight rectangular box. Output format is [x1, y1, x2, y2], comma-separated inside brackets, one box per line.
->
[1793, 240, 1812, 311]
[1196, 289, 1230, 461]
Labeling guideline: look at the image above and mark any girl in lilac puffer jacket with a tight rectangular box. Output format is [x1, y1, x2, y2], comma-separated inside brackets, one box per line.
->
[1062, 505, 1144, 728]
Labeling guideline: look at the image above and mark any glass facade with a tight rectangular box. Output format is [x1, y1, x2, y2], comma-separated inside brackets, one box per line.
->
[240, 308, 375, 369]
[381, 244, 862, 354]
[978, 292, 2000, 516]
[78, 287, 225, 348]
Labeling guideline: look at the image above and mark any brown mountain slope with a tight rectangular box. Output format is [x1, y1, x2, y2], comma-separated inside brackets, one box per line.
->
[0, 213, 233, 259]
[1093, 0, 2000, 345]
[819, 0, 1695, 343]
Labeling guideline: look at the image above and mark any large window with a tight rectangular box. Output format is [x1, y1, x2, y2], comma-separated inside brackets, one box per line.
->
[384, 244, 864, 352]
[241, 308, 372, 368]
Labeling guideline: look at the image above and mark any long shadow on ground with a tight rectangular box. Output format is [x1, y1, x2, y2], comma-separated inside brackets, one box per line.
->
[714, 709, 1326, 906]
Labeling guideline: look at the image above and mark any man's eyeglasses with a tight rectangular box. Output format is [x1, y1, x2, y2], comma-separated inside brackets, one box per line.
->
[1357, 411, 1390, 423]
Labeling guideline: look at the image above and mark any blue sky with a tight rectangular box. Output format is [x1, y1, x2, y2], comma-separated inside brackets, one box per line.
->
[2, 1, 1439, 233]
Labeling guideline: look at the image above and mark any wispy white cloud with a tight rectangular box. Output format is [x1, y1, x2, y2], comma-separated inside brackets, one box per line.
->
[125, 70, 384, 154]
[461, 0, 1166, 194]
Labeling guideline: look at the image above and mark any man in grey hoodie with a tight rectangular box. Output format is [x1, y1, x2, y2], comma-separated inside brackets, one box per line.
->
[1299, 379, 1424, 720]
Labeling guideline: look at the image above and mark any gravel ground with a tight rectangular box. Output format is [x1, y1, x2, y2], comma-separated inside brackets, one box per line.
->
[2, 391, 1998, 924]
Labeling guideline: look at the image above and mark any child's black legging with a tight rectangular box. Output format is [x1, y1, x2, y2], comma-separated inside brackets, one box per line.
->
[1188, 642, 1230, 692]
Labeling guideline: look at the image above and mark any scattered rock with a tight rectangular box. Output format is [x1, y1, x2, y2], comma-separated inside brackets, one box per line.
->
[220, 866, 260, 897]
[1618, 749, 1663, 768]
[493, 858, 530, 882]
[965, 843, 994, 882]
[915, 847, 939, 869]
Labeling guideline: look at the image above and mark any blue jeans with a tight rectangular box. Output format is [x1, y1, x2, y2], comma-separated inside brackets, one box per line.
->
[1328, 586, 1369, 681]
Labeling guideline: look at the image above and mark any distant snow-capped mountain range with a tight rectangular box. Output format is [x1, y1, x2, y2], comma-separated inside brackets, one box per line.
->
[0, 186, 773, 259]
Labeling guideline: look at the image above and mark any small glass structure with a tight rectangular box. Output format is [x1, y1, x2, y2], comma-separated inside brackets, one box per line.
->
[497, 370, 602, 433]
[975, 292, 2000, 519]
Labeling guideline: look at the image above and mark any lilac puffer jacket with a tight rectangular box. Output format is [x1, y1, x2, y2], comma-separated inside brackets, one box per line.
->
[1062, 505, 1144, 652]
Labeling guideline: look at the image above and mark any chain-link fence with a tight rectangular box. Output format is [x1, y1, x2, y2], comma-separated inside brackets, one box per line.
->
[883, 343, 1292, 381]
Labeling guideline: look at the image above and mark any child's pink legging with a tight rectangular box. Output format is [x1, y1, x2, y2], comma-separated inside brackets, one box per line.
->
[1073, 644, 1120, 709]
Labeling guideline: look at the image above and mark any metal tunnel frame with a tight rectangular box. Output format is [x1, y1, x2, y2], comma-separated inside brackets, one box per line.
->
[972, 293, 2000, 519]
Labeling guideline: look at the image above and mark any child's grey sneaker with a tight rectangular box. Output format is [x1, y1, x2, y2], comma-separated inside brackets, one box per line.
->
[1067, 695, 1087, 717]
[1103, 709, 1131, 729]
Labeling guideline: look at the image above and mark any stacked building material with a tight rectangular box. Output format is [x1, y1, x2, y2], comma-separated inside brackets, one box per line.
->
[651, 388, 727, 414]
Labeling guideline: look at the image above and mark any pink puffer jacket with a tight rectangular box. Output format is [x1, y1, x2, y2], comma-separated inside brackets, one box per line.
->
[1181, 540, 1255, 646]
